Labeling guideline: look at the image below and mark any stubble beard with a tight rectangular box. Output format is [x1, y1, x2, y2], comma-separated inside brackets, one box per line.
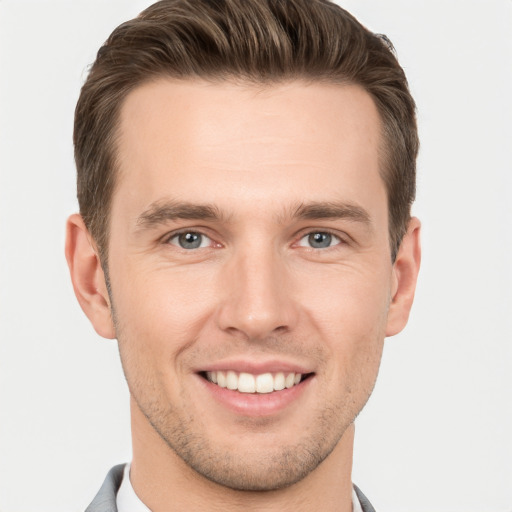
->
[128, 375, 360, 492]
[107, 275, 379, 492]
[115, 334, 376, 492]
[118, 330, 375, 493]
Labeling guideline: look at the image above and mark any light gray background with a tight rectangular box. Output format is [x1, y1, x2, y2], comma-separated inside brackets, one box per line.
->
[0, 1, 511, 511]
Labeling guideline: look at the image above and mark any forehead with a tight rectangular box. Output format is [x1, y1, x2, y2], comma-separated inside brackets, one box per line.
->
[114, 79, 385, 221]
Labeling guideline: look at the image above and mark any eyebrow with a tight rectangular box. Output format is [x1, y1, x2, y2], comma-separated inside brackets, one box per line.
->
[136, 200, 226, 229]
[135, 199, 372, 230]
[291, 201, 372, 225]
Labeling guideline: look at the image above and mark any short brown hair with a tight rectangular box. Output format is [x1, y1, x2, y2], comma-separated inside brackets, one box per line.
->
[74, 0, 418, 262]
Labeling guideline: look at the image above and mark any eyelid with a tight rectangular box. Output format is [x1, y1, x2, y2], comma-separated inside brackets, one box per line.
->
[294, 228, 349, 249]
[160, 227, 350, 249]
[163, 228, 217, 248]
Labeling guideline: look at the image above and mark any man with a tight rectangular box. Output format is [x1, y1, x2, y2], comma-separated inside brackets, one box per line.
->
[65, 0, 421, 510]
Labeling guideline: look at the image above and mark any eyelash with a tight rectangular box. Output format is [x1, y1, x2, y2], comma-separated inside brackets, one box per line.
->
[296, 230, 345, 250]
[165, 230, 217, 249]
[164, 228, 348, 251]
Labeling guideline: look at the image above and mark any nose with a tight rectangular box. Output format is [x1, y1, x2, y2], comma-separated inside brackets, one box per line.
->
[216, 245, 299, 341]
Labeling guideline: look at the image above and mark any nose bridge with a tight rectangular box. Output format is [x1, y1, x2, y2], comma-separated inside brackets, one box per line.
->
[217, 240, 297, 339]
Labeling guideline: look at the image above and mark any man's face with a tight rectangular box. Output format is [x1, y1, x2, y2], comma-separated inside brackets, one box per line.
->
[108, 79, 396, 490]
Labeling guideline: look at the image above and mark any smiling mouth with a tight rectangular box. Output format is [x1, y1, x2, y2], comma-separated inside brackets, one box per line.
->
[201, 370, 313, 394]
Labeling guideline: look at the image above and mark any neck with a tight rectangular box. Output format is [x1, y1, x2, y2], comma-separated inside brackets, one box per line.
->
[130, 397, 355, 512]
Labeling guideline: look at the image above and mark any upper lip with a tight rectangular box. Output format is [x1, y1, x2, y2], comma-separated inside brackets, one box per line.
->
[196, 358, 313, 375]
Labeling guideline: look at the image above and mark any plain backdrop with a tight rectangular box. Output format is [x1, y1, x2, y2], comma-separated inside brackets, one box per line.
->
[0, 1, 511, 511]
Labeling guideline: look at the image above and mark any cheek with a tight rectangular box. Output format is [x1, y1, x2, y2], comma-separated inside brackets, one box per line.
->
[299, 262, 392, 331]
[112, 272, 213, 403]
[297, 263, 390, 373]
[111, 263, 219, 357]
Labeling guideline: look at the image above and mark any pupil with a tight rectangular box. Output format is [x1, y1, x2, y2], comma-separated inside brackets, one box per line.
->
[309, 232, 331, 248]
[179, 232, 201, 249]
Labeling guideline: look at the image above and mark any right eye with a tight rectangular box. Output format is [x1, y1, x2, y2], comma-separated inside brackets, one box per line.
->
[297, 231, 342, 249]
[167, 231, 212, 250]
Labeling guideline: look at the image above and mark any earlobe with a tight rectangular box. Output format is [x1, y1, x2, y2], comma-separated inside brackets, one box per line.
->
[385, 217, 421, 337]
[65, 214, 116, 339]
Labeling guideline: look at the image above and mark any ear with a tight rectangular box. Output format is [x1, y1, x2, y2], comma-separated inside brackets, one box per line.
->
[386, 217, 421, 337]
[65, 214, 116, 339]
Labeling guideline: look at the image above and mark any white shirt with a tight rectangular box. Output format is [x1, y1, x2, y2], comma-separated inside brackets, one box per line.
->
[116, 464, 150, 512]
[117, 463, 365, 512]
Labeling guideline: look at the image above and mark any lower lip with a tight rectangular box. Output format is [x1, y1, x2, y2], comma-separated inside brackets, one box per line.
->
[197, 374, 313, 417]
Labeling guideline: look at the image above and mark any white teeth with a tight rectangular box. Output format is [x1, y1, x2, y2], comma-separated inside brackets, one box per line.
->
[205, 370, 305, 393]
[238, 372, 256, 393]
[273, 372, 285, 391]
[226, 370, 238, 390]
[256, 373, 274, 393]
[217, 370, 227, 388]
[285, 372, 295, 388]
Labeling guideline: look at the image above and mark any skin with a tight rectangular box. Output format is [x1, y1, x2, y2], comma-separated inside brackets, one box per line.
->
[66, 79, 421, 511]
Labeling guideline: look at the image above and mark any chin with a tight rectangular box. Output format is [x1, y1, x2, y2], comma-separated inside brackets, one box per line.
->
[151, 412, 349, 492]
[178, 444, 329, 492]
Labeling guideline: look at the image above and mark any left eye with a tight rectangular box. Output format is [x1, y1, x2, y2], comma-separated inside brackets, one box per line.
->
[168, 232, 212, 250]
[298, 232, 342, 249]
